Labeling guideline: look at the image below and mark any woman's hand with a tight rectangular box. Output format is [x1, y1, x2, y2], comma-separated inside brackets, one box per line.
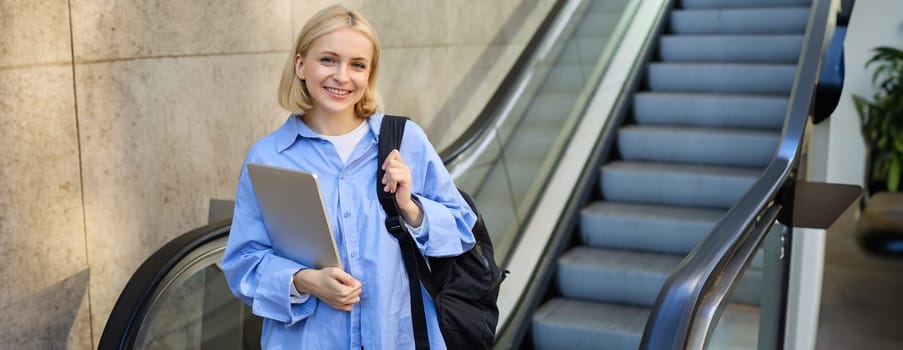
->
[293, 268, 362, 311]
[381, 149, 423, 226]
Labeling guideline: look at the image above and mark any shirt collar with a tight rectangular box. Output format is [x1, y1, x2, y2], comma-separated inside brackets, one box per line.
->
[275, 112, 384, 153]
[366, 112, 384, 143]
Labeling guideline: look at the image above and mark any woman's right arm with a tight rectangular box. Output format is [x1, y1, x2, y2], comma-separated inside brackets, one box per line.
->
[221, 161, 317, 326]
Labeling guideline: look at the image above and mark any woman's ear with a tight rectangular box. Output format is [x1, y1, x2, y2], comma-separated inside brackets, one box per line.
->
[295, 54, 305, 80]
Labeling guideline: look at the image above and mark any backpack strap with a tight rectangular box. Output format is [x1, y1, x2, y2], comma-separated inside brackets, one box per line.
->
[377, 115, 431, 350]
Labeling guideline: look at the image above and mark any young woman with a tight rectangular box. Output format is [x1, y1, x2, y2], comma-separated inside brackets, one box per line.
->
[221, 5, 476, 349]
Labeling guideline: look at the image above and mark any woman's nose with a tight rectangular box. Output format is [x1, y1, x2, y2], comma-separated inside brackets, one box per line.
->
[332, 65, 349, 82]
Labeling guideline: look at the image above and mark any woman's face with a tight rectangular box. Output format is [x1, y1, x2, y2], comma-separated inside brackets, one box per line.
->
[296, 28, 374, 120]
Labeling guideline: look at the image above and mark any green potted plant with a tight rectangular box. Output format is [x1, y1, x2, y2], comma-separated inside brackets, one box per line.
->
[853, 46, 903, 197]
[853, 46, 903, 257]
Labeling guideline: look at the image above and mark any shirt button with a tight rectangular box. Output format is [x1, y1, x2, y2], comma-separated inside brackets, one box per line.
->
[344, 212, 351, 218]
[350, 252, 357, 259]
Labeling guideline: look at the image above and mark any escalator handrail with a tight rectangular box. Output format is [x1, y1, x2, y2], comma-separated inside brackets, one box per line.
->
[438, 0, 567, 163]
[640, 0, 833, 349]
[97, 219, 232, 350]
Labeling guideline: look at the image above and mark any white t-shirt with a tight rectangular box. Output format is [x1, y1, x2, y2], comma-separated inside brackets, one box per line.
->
[321, 120, 369, 164]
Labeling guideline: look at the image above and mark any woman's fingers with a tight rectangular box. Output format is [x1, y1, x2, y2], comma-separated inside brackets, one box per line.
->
[311, 268, 362, 311]
[381, 149, 411, 193]
[383, 168, 410, 193]
[329, 268, 361, 293]
[381, 149, 403, 170]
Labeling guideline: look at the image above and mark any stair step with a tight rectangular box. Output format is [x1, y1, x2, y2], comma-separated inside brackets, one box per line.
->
[660, 35, 803, 63]
[618, 125, 779, 167]
[671, 7, 810, 34]
[533, 298, 761, 350]
[647, 63, 796, 94]
[681, 0, 811, 9]
[633, 92, 787, 129]
[532, 298, 648, 350]
[581, 202, 725, 254]
[600, 161, 761, 208]
[557, 247, 682, 306]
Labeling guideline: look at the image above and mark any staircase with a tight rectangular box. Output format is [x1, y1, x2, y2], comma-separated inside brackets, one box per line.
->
[531, 0, 810, 348]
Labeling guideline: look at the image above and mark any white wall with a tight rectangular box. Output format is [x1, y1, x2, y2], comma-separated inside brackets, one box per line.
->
[808, 0, 903, 185]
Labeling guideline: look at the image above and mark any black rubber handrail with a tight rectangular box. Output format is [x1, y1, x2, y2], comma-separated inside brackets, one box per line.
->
[98, 219, 232, 350]
[640, 0, 833, 349]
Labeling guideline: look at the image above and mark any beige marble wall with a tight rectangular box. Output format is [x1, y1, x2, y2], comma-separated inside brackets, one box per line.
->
[0, 0, 92, 348]
[76, 54, 288, 343]
[70, 1, 291, 344]
[2, 0, 540, 348]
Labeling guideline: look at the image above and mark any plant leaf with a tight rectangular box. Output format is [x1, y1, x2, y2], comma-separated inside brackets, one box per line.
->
[873, 65, 889, 86]
[889, 156, 901, 192]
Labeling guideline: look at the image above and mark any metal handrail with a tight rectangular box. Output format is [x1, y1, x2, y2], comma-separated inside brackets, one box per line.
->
[640, 0, 833, 348]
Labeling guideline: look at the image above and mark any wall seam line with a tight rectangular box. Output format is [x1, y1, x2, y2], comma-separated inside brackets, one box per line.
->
[67, 0, 95, 348]
[74, 50, 287, 65]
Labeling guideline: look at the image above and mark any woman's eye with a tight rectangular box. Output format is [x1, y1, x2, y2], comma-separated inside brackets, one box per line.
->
[352, 62, 367, 69]
[319, 57, 335, 64]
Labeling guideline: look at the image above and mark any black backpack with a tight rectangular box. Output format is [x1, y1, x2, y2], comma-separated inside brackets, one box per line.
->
[376, 115, 507, 350]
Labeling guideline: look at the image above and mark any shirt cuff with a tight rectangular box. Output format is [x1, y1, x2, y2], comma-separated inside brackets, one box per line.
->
[404, 210, 428, 235]
[289, 271, 311, 304]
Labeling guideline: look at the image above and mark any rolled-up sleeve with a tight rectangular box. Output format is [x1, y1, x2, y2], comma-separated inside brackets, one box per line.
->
[402, 124, 477, 258]
[221, 159, 317, 326]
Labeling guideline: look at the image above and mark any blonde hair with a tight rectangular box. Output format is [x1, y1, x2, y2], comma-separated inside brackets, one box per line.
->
[278, 5, 381, 117]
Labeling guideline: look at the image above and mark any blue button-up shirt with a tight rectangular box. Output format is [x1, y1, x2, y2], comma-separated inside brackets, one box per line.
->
[222, 112, 476, 349]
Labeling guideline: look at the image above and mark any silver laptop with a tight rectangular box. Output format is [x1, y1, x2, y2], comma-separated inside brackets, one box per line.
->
[247, 163, 342, 269]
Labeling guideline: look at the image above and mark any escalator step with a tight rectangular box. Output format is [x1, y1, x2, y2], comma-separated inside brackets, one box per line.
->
[532, 298, 648, 350]
[659, 35, 803, 63]
[532, 298, 762, 350]
[617, 125, 779, 167]
[557, 247, 682, 306]
[580, 201, 725, 254]
[647, 63, 797, 94]
[600, 161, 761, 208]
[633, 92, 787, 129]
[670, 7, 810, 34]
[681, 0, 810, 9]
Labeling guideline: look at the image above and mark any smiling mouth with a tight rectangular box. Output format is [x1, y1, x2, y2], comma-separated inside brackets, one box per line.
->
[324, 86, 352, 95]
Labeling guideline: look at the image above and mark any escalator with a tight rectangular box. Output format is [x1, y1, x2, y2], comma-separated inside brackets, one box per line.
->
[99, 0, 834, 349]
[531, 0, 809, 348]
